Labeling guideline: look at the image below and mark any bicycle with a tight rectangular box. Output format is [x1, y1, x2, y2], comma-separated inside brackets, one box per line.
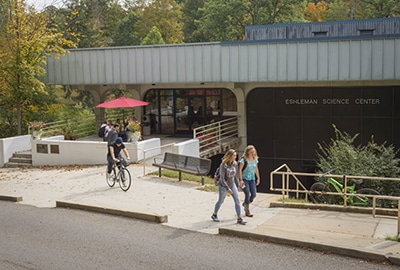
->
[309, 169, 385, 208]
[106, 158, 132, 192]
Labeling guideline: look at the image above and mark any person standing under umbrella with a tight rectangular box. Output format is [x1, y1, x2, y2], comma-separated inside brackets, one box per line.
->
[124, 116, 132, 142]
[107, 123, 120, 145]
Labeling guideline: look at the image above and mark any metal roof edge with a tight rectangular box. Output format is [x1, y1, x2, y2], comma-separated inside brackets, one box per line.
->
[245, 17, 400, 30]
[221, 34, 400, 46]
[67, 42, 222, 52]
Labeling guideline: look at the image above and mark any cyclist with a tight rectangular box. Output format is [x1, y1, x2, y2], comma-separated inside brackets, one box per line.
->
[107, 137, 130, 178]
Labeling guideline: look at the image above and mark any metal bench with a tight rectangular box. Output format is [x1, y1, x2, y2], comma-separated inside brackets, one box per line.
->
[152, 152, 211, 185]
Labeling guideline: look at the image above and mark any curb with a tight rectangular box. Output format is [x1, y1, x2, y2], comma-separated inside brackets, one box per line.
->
[0, 195, 22, 202]
[218, 227, 398, 265]
[56, 201, 168, 223]
[270, 202, 398, 216]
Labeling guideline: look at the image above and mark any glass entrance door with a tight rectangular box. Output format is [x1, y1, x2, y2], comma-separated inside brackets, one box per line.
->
[175, 94, 204, 133]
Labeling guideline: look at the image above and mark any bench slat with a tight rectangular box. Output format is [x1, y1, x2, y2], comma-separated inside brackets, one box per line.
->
[152, 152, 211, 184]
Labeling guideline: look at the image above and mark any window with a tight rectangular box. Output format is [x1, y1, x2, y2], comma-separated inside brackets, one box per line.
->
[313, 31, 327, 37]
[359, 29, 374, 36]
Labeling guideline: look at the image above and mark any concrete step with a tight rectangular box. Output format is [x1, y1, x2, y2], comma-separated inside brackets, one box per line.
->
[4, 162, 32, 168]
[8, 156, 32, 164]
[4, 151, 32, 168]
[13, 152, 32, 159]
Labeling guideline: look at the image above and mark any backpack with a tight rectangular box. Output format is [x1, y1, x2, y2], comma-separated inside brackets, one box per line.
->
[214, 165, 221, 186]
[241, 158, 248, 171]
[214, 160, 247, 186]
[98, 126, 106, 138]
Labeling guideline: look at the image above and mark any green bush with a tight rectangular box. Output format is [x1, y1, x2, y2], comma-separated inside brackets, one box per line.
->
[316, 125, 400, 199]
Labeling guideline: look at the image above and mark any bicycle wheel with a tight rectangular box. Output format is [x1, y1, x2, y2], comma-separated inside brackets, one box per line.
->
[118, 168, 131, 191]
[310, 182, 334, 204]
[353, 188, 385, 208]
[106, 167, 116, 187]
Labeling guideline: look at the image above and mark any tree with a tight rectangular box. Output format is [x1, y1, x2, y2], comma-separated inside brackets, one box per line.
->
[135, 0, 184, 44]
[326, 0, 350, 20]
[326, 0, 400, 20]
[197, 0, 306, 42]
[113, 10, 141, 46]
[304, 1, 328, 22]
[0, 0, 75, 136]
[182, 0, 208, 43]
[358, 0, 400, 18]
[54, 0, 125, 48]
[141, 26, 165, 45]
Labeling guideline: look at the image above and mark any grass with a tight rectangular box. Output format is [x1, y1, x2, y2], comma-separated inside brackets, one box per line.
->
[385, 234, 399, 242]
[148, 169, 218, 192]
[278, 197, 310, 204]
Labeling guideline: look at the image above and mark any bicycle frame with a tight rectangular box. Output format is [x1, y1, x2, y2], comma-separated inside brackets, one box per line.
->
[106, 158, 131, 192]
[326, 177, 370, 206]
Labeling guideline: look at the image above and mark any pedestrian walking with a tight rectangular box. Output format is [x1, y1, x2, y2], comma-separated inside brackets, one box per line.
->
[238, 145, 260, 217]
[211, 149, 247, 225]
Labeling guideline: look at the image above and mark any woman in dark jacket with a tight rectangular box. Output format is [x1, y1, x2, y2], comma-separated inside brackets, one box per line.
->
[211, 149, 246, 225]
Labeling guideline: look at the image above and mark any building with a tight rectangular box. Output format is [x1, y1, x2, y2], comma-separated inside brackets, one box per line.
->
[46, 18, 400, 192]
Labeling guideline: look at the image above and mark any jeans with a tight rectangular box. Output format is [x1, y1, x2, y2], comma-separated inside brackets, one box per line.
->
[243, 179, 257, 204]
[107, 154, 124, 174]
[213, 183, 241, 217]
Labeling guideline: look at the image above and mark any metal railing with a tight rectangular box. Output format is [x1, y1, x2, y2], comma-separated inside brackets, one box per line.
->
[270, 164, 400, 206]
[270, 164, 400, 234]
[193, 117, 240, 158]
[28, 111, 129, 140]
[142, 143, 175, 176]
[28, 115, 96, 139]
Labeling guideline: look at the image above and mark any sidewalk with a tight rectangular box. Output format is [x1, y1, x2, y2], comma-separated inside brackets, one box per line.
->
[0, 164, 399, 265]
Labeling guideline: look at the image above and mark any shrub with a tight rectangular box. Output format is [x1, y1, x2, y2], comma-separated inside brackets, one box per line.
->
[316, 125, 400, 198]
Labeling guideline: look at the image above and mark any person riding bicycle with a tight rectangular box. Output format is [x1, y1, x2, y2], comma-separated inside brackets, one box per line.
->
[107, 137, 130, 177]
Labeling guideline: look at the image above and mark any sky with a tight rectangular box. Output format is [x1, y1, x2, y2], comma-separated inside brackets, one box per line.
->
[26, 0, 64, 10]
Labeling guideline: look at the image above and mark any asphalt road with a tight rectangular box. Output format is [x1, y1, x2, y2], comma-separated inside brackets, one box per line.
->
[0, 202, 396, 270]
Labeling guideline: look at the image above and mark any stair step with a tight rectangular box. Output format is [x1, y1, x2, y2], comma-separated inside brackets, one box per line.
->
[4, 162, 32, 168]
[13, 153, 32, 159]
[3, 151, 33, 168]
[8, 157, 32, 164]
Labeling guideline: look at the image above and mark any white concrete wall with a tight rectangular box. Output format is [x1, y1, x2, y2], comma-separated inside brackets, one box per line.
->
[0, 135, 196, 167]
[130, 138, 161, 161]
[0, 135, 31, 167]
[31, 137, 161, 166]
[172, 139, 200, 157]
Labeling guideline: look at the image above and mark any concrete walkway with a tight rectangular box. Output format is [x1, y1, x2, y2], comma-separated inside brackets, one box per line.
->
[0, 164, 399, 265]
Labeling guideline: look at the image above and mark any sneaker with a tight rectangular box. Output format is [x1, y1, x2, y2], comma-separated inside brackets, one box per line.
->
[211, 214, 220, 222]
[237, 218, 247, 225]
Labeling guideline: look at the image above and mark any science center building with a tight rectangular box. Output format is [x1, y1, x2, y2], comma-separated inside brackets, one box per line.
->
[46, 18, 400, 191]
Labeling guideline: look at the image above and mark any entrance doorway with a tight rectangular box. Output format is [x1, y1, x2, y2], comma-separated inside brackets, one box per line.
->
[144, 89, 235, 136]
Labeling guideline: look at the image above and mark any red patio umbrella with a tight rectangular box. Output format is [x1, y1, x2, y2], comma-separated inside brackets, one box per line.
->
[96, 97, 149, 108]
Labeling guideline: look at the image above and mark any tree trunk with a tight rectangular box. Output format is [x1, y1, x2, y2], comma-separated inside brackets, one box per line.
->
[17, 97, 21, 135]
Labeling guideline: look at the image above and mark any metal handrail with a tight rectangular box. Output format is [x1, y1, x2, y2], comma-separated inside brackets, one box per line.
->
[270, 164, 311, 201]
[193, 117, 239, 155]
[271, 164, 400, 235]
[28, 116, 96, 139]
[142, 143, 175, 176]
[271, 164, 400, 203]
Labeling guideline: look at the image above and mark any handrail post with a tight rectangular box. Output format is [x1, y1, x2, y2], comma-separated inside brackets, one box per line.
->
[372, 197, 376, 217]
[343, 174, 347, 206]
[398, 199, 400, 236]
[143, 149, 146, 177]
